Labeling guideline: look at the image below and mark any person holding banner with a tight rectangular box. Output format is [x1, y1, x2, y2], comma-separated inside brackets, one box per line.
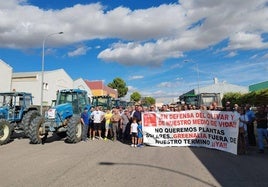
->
[133, 105, 143, 122]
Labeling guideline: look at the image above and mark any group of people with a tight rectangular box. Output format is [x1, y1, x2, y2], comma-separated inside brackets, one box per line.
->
[236, 104, 268, 154]
[80, 102, 268, 154]
[80, 105, 144, 148]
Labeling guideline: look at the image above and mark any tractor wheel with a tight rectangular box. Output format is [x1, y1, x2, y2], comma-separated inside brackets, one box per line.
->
[66, 115, 82, 143]
[29, 116, 46, 144]
[22, 110, 40, 137]
[0, 119, 11, 145]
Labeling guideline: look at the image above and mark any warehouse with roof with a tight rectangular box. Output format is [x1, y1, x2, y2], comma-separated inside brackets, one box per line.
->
[180, 77, 249, 100]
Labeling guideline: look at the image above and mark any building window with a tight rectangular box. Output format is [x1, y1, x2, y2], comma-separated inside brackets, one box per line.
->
[43, 83, 49, 90]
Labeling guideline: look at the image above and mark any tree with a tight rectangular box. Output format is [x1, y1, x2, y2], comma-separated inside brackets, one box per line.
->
[222, 89, 268, 107]
[130, 92, 141, 102]
[141, 96, 156, 106]
[108, 77, 128, 98]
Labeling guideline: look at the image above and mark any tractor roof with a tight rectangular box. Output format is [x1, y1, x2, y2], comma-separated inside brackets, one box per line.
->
[0, 92, 32, 96]
[58, 89, 87, 94]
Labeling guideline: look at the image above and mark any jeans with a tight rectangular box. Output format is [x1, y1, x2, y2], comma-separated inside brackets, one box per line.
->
[247, 123, 256, 146]
[82, 125, 89, 141]
[111, 122, 119, 140]
[257, 128, 268, 150]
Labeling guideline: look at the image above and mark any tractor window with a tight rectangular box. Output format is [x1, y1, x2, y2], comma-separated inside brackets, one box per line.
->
[78, 93, 86, 106]
[72, 94, 79, 114]
[58, 93, 73, 105]
[24, 96, 32, 107]
[14, 96, 21, 106]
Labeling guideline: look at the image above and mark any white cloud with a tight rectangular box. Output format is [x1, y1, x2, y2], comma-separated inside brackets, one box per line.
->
[98, 41, 183, 66]
[225, 32, 268, 50]
[157, 82, 173, 88]
[127, 85, 137, 91]
[129, 75, 144, 80]
[0, 0, 268, 66]
[250, 54, 258, 59]
[262, 53, 268, 59]
[157, 80, 184, 88]
[68, 46, 90, 57]
[226, 51, 237, 58]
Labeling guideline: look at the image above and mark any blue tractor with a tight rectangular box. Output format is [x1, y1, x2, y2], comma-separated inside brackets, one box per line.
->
[29, 89, 91, 144]
[0, 92, 40, 145]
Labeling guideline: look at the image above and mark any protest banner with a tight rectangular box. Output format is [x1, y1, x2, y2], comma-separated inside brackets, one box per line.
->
[142, 110, 239, 155]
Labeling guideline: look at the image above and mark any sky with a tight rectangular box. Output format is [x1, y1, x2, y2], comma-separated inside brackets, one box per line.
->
[0, 0, 268, 103]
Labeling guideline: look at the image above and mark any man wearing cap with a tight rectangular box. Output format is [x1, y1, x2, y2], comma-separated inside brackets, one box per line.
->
[81, 107, 90, 142]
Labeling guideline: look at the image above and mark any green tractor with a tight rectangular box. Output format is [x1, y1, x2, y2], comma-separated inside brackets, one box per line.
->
[92, 95, 113, 110]
[29, 89, 91, 144]
[0, 92, 40, 145]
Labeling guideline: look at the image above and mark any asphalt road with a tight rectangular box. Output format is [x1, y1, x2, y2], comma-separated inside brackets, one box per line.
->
[1, 134, 268, 187]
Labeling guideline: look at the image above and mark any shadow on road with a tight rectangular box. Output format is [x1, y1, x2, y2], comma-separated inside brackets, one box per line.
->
[189, 146, 268, 187]
[99, 161, 217, 187]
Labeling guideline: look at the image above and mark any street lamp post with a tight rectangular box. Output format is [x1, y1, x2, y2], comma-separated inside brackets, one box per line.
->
[40, 32, 63, 115]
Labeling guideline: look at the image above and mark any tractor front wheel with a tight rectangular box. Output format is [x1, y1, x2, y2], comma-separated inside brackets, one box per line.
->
[29, 116, 46, 144]
[22, 110, 40, 137]
[66, 115, 82, 143]
[0, 119, 11, 145]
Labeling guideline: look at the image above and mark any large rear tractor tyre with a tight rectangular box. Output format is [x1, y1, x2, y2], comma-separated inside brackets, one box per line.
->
[66, 115, 82, 143]
[22, 110, 40, 137]
[0, 119, 11, 145]
[29, 116, 46, 144]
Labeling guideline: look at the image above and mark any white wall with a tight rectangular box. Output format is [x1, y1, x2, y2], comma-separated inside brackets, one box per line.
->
[11, 73, 40, 104]
[12, 69, 73, 106]
[0, 60, 12, 92]
[73, 78, 93, 101]
[195, 82, 249, 99]
[42, 69, 73, 106]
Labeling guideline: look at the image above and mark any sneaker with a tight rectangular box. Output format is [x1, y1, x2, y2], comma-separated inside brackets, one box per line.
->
[92, 137, 95, 141]
[258, 149, 264, 154]
[99, 137, 103, 140]
[134, 144, 137, 147]
[104, 137, 107, 141]
[131, 144, 134, 147]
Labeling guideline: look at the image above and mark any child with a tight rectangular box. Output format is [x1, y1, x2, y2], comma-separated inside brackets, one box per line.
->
[130, 117, 138, 147]
[137, 120, 143, 147]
